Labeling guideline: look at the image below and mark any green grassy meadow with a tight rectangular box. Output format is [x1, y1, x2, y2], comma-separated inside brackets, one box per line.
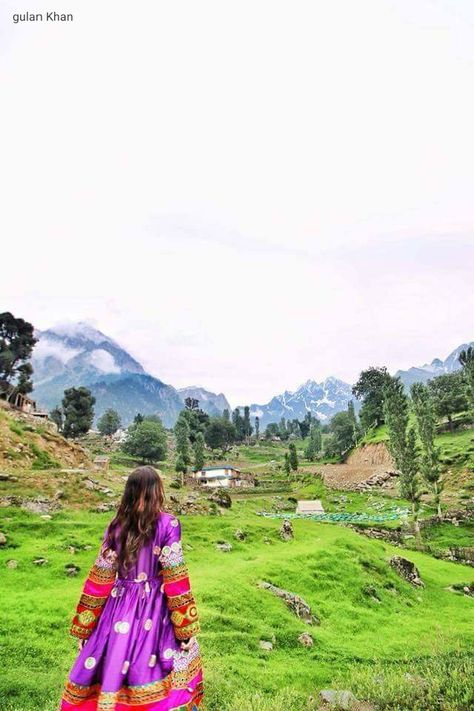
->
[1, 496, 473, 711]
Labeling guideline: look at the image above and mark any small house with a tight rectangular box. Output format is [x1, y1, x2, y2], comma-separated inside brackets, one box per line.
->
[296, 499, 325, 515]
[192, 465, 242, 488]
[11, 392, 49, 419]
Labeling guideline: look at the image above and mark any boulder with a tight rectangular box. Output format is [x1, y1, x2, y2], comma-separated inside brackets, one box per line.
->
[216, 541, 232, 553]
[21, 498, 59, 515]
[65, 564, 80, 577]
[389, 556, 424, 587]
[207, 489, 232, 509]
[33, 558, 48, 566]
[318, 689, 358, 709]
[259, 581, 320, 624]
[0, 532, 7, 546]
[6, 559, 18, 569]
[298, 632, 313, 647]
[208, 489, 232, 509]
[234, 529, 246, 541]
[95, 502, 117, 513]
[279, 519, 294, 541]
[259, 640, 273, 651]
[0, 473, 19, 482]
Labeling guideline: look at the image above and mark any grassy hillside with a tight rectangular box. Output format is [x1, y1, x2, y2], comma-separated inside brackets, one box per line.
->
[0, 403, 90, 471]
[361, 424, 474, 476]
[1, 414, 473, 710]
[1, 497, 473, 711]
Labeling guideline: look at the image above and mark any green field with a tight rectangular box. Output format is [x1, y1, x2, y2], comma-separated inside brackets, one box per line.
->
[1, 406, 473, 710]
[1, 497, 473, 711]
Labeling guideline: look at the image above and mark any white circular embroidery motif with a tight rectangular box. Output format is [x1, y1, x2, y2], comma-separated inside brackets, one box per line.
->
[171, 541, 181, 552]
[144, 618, 153, 631]
[148, 654, 157, 667]
[170, 518, 179, 527]
[111, 588, 117, 598]
[84, 657, 96, 670]
[136, 571, 147, 582]
[161, 545, 171, 556]
[163, 648, 175, 660]
[114, 620, 130, 634]
[122, 660, 130, 674]
[153, 545, 161, 555]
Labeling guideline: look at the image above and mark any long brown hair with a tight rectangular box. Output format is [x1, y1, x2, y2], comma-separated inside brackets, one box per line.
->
[107, 465, 165, 574]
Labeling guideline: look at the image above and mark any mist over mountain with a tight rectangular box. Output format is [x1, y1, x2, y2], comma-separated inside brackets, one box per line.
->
[31, 323, 181, 426]
[31, 323, 231, 426]
[30, 322, 473, 429]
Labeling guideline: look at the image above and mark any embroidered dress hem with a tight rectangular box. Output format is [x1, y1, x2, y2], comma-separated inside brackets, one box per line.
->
[61, 675, 203, 710]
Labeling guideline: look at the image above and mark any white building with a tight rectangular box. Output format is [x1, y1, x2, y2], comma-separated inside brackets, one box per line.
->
[193, 465, 242, 488]
[296, 499, 325, 515]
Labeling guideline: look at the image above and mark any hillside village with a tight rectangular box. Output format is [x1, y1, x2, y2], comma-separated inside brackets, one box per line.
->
[0, 311, 473, 711]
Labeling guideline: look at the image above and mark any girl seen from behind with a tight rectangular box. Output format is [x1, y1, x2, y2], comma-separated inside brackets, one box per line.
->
[60, 465, 203, 711]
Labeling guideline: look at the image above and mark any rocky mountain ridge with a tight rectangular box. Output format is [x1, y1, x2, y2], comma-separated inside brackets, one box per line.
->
[30, 322, 473, 428]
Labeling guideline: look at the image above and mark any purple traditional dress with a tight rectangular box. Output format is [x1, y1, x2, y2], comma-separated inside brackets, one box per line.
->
[60, 512, 203, 711]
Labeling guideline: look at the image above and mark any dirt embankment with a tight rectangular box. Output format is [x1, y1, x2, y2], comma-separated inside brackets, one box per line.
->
[0, 400, 90, 470]
[346, 442, 394, 468]
[321, 442, 396, 491]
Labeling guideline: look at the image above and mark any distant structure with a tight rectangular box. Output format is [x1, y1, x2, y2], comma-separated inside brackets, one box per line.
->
[11, 392, 49, 420]
[296, 499, 325, 515]
[111, 428, 128, 444]
[192, 465, 249, 488]
[94, 455, 110, 472]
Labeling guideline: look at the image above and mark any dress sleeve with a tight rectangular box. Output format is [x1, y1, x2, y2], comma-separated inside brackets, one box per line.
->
[158, 516, 200, 641]
[70, 530, 118, 640]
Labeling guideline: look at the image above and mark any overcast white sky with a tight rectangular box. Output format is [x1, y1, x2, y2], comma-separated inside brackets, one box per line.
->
[1, 0, 473, 406]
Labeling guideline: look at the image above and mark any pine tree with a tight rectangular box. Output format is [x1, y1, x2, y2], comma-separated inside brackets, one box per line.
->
[174, 415, 191, 485]
[279, 417, 288, 440]
[383, 376, 422, 532]
[62, 387, 95, 438]
[459, 346, 474, 412]
[97, 409, 121, 437]
[288, 442, 298, 471]
[232, 408, 245, 442]
[305, 424, 322, 461]
[255, 416, 260, 439]
[411, 383, 443, 516]
[193, 431, 205, 471]
[0, 312, 37, 400]
[283, 452, 291, 475]
[243, 406, 253, 442]
[399, 426, 421, 525]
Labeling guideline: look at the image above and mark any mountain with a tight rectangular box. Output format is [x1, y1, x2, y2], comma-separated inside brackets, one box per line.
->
[178, 386, 231, 417]
[31, 323, 182, 427]
[396, 341, 474, 390]
[242, 377, 357, 428]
